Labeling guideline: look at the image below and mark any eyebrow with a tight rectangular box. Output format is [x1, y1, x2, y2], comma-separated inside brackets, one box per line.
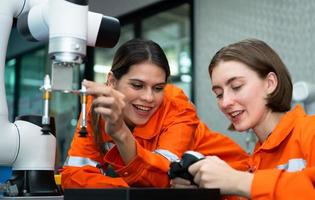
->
[129, 78, 166, 86]
[212, 76, 244, 91]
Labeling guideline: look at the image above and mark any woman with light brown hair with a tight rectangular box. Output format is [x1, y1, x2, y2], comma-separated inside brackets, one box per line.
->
[172, 39, 315, 199]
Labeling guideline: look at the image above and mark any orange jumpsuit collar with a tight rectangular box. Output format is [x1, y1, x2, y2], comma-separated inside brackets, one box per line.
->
[255, 104, 305, 152]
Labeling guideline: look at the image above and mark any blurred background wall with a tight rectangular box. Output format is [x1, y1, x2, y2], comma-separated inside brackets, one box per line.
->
[194, 0, 315, 149]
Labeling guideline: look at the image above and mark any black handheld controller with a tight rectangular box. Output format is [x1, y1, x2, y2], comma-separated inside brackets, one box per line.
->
[168, 151, 205, 183]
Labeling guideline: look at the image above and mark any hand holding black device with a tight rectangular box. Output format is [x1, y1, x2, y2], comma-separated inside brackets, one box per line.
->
[168, 151, 205, 184]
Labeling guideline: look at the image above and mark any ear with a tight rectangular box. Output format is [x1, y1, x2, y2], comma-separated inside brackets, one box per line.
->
[106, 71, 117, 87]
[265, 72, 278, 95]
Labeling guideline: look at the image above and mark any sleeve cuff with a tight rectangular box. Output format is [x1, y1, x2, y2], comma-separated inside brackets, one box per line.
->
[251, 169, 281, 199]
[104, 141, 147, 184]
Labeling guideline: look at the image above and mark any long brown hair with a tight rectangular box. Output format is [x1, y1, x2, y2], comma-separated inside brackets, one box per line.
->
[92, 38, 171, 154]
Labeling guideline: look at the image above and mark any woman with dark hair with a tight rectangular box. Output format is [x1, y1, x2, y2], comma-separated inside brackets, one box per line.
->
[61, 38, 249, 188]
[172, 39, 315, 199]
[60, 38, 200, 188]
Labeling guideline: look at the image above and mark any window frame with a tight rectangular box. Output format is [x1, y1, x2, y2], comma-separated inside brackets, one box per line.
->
[89, 0, 195, 101]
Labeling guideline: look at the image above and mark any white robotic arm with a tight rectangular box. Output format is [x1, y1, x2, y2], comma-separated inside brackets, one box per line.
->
[0, 0, 49, 196]
[0, 0, 41, 170]
[17, 0, 120, 91]
[0, 0, 120, 196]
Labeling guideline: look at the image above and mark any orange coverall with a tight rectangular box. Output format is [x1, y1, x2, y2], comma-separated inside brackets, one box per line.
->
[61, 84, 249, 188]
[249, 105, 315, 199]
[192, 122, 249, 171]
[61, 84, 199, 188]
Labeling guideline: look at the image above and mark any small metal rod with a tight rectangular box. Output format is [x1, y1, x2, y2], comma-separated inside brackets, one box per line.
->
[79, 84, 88, 137]
[40, 74, 52, 134]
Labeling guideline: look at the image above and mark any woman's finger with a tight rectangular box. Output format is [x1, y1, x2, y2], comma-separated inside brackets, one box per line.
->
[188, 158, 204, 176]
[93, 96, 116, 108]
[171, 184, 197, 189]
[171, 177, 191, 185]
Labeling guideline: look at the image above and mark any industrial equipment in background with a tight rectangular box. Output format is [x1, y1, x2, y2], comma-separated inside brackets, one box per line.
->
[0, 0, 120, 197]
[293, 81, 315, 115]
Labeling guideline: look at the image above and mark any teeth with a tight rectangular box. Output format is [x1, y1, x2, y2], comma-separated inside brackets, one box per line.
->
[231, 111, 242, 117]
[135, 105, 151, 111]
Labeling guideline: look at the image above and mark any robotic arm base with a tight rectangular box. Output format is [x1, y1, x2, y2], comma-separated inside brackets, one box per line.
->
[9, 170, 60, 196]
[7, 115, 61, 197]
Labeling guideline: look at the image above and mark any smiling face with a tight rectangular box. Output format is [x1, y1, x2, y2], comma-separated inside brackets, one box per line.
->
[211, 60, 276, 133]
[108, 61, 166, 129]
